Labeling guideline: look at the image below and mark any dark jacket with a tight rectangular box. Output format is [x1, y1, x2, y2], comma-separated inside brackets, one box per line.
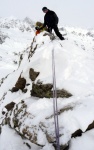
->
[43, 10, 59, 28]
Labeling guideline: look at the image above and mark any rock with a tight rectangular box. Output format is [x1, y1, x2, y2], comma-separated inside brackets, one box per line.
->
[46, 133, 55, 143]
[43, 32, 55, 40]
[13, 118, 19, 128]
[86, 120, 94, 131]
[6, 117, 11, 125]
[57, 89, 72, 98]
[22, 89, 27, 93]
[2, 111, 6, 115]
[25, 142, 31, 149]
[11, 87, 19, 92]
[31, 83, 53, 98]
[71, 129, 82, 138]
[29, 68, 39, 81]
[26, 83, 30, 86]
[53, 143, 69, 150]
[5, 102, 15, 111]
[31, 83, 72, 98]
[15, 76, 26, 90]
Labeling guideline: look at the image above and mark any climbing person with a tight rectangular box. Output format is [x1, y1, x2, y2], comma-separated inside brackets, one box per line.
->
[36, 7, 65, 40]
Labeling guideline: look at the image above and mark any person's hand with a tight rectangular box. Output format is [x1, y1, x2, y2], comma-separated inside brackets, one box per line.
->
[35, 26, 40, 30]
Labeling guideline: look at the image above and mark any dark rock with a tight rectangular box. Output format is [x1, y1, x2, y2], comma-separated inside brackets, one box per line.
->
[86, 121, 94, 131]
[25, 142, 31, 149]
[53, 143, 69, 150]
[2, 111, 6, 115]
[26, 83, 30, 86]
[15, 76, 26, 90]
[11, 87, 19, 92]
[57, 89, 72, 98]
[29, 68, 39, 81]
[71, 129, 82, 138]
[5, 102, 15, 111]
[31, 83, 72, 98]
[22, 89, 27, 93]
[31, 83, 53, 98]
[21, 100, 24, 103]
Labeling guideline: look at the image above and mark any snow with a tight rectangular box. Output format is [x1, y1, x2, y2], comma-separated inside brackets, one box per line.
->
[69, 129, 94, 150]
[0, 17, 94, 150]
[0, 28, 34, 78]
[0, 125, 39, 150]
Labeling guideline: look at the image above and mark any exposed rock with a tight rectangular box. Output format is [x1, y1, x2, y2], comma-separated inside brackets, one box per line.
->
[11, 87, 19, 92]
[15, 76, 26, 90]
[43, 32, 55, 40]
[46, 105, 74, 120]
[53, 143, 69, 150]
[57, 89, 72, 98]
[2, 111, 6, 115]
[2, 100, 94, 149]
[13, 118, 19, 128]
[71, 129, 82, 138]
[26, 83, 30, 86]
[59, 106, 73, 114]
[31, 83, 72, 98]
[86, 120, 94, 131]
[46, 133, 55, 143]
[22, 89, 27, 93]
[71, 120, 94, 139]
[29, 68, 39, 81]
[25, 142, 31, 149]
[5, 102, 15, 111]
[0, 31, 9, 44]
[5, 117, 11, 125]
[86, 32, 94, 37]
[31, 83, 53, 98]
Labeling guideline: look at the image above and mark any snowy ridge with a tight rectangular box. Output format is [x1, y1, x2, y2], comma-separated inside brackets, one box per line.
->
[0, 17, 35, 32]
[0, 18, 94, 150]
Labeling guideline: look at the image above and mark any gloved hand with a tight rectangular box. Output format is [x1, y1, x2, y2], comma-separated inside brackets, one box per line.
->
[35, 26, 40, 30]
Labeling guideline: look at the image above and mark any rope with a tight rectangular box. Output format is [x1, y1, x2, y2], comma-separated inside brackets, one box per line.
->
[52, 49, 60, 150]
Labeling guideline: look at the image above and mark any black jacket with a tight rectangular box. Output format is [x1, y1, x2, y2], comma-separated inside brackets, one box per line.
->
[43, 10, 59, 28]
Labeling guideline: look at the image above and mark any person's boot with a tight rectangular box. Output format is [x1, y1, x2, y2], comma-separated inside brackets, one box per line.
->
[60, 36, 65, 40]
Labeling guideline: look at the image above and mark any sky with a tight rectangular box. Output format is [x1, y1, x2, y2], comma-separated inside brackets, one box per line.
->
[0, 0, 94, 28]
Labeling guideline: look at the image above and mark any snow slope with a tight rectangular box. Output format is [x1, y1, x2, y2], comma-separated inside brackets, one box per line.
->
[0, 17, 94, 150]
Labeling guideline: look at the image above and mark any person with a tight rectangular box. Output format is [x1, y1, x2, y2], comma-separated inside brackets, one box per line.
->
[35, 21, 48, 35]
[37, 7, 65, 40]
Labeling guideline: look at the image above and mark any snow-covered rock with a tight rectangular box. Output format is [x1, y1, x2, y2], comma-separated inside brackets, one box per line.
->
[0, 17, 94, 150]
[0, 17, 35, 32]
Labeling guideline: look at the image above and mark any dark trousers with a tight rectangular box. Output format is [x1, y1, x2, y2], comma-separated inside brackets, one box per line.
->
[48, 25, 64, 40]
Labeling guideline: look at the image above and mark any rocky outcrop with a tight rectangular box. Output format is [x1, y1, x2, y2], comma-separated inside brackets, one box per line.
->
[5, 102, 15, 111]
[11, 87, 19, 92]
[0, 31, 9, 44]
[31, 83, 53, 98]
[1, 100, 94, 150]
[15, 76, 26, 90]
[29, 68, 39, 81]
[0, 18, 34, 32]
[11, 76, 26, 92]
[31, 82, 72, 98]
